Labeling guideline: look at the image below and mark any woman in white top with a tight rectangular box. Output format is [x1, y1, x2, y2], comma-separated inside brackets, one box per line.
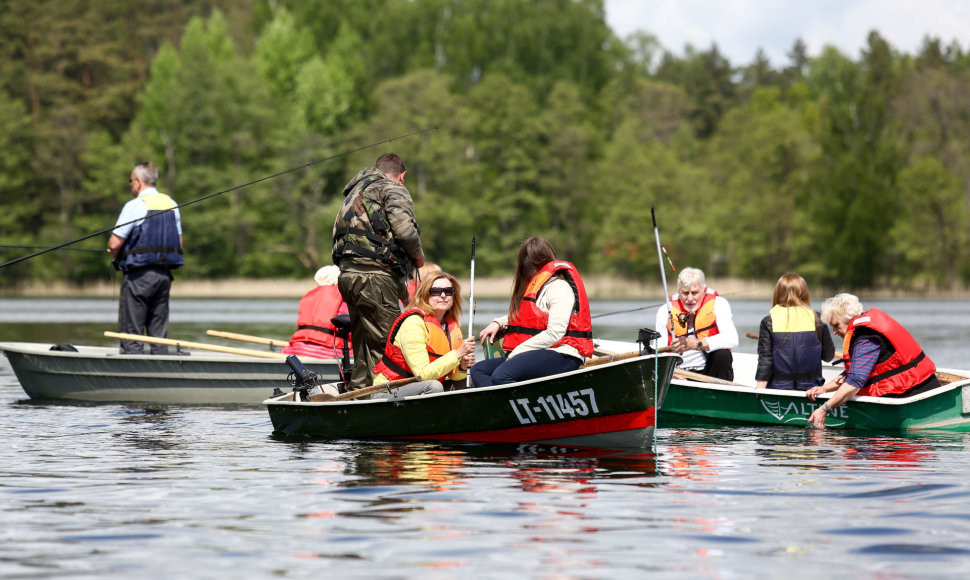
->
[471, 237, 593, 387]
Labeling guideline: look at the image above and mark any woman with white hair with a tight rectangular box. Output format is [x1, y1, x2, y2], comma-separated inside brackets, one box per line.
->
[655, 267, 739, 381]
[806, 293, 939, 428]
[282, 265, 351, 359]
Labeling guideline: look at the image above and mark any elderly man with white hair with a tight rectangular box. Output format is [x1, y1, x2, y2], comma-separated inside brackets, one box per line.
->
[806, 293, 939, 429]
[282, 265, 351, 359]
[655, 267, 739, 381]
[108, 161, 183, 355]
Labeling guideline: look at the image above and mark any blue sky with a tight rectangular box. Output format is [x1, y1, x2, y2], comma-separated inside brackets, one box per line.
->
[604, 0, 970, 66]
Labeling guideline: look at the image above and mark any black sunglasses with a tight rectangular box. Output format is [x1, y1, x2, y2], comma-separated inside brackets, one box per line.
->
[429, 287, 455, 297]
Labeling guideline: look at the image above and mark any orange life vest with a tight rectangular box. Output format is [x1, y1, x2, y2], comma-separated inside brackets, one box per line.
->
[288, 285, 349, 351]
[501, 261, 593, 357]
[372, 307, 463, 381]
[842, 308, 936, 397]
[665, 288, 721, 344]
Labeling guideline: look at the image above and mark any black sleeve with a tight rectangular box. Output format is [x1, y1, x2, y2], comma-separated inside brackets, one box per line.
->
[755, 315, 773, 381]
[815, 311, 836, 361]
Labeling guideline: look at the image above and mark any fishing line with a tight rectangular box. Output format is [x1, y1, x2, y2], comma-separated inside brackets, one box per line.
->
[0, 126, 438, 271]
[590, 286, 762, 320]
[591, 302, 666, 319]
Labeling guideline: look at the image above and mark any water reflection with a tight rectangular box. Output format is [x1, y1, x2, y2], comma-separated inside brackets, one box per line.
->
[348, 443, 466, 491]
[114, 406, 184, 452]
[284, 441, 662, 495]
[465, 444, 660, 492]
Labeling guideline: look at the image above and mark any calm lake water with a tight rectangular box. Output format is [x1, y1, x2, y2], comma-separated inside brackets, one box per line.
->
[2, 297, 970, 578]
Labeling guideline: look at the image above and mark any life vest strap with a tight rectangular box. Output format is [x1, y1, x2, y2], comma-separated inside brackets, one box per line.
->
[505, 325, 592, 340]
[694, 322, 716, 335]
[296, 324, 336, 336]
[119, 245, 182, 258]
[334, 226, 399, 251]
[865, 351, 927, 387]
[378, 354, 414, 379]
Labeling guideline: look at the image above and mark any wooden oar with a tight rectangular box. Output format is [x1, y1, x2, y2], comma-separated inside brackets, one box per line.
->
[206, 329, 289, 349]
[673, 368, 747, 387]
[309, 377, 419, 402]
[581, 351, 642, 368]
[582, 346, 675, 368]
[104, 331, 286, 360]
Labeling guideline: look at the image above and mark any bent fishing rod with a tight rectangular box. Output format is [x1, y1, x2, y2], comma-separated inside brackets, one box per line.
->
[0, 127, 438, 271]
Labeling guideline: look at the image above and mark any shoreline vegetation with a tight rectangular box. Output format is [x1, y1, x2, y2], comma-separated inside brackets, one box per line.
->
[3, 277, 967, 301]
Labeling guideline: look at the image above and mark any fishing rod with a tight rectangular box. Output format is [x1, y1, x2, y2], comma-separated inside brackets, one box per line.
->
[652, 207, 674, 354]
[466, 235, 477, 388]
[0, 127, 438, 271]
[0, 244, 105, 253]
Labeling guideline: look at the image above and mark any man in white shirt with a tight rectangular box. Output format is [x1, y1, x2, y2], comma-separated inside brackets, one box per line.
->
[107, 162, 183, 354]
[655, 267, 738, 380]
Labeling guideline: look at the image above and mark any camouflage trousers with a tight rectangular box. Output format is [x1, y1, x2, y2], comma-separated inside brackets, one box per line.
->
[337, 271, 404, 390]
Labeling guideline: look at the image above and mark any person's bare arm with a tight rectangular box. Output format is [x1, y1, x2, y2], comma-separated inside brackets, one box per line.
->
[107, 234, 125, 259]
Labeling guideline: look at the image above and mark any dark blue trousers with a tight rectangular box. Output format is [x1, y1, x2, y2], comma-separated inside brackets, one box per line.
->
[470, 350, 582, 387]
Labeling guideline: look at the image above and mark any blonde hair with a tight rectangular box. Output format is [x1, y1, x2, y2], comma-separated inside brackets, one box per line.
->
[820, 293, 864, 325]
[408, 272, 463, 324]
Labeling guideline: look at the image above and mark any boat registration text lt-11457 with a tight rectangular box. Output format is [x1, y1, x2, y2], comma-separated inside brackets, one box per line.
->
[509, 388, 600, 425]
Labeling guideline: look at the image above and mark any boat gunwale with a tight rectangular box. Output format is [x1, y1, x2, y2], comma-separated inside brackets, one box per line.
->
[671, 369, 970, 406]
[0, 341, 335, 364]
[264, 351, 681, 406]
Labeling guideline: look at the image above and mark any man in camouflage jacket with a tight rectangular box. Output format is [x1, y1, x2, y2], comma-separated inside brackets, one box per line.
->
[332, 152, 425, 390]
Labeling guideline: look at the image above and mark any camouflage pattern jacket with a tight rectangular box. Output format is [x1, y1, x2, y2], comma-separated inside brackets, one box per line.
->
[331, 166, 423, 277]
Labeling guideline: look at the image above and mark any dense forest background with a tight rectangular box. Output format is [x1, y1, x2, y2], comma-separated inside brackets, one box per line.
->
[1, 0, 969, 292]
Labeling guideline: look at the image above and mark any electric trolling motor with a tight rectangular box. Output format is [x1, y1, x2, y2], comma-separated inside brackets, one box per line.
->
[283, 354, 318, 401]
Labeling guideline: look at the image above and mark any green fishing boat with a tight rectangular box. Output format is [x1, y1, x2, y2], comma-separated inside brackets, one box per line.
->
[660, 352, 970, 432]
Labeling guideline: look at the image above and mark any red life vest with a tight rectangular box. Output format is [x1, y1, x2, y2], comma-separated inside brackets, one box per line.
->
[665, 288, 720, 344]
[843, 308, 936, 397]
[373, 307, 463, 381]
[288, 285, 349, 351]
[501, 261, 593, 357]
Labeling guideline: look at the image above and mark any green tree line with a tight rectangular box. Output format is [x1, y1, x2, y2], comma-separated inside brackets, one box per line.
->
[2, 0, 969, 291]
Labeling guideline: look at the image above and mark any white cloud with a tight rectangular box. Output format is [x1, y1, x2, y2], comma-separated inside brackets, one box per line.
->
[605, 0, 970, 66]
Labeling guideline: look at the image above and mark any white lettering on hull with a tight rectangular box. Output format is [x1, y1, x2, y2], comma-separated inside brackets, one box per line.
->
[509, 388, 600, 425]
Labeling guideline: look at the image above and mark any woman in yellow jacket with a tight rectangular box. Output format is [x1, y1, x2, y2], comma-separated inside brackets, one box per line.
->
[371, 272, 476, 398]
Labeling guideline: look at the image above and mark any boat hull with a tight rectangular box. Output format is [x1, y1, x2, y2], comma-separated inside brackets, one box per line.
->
[662, 371, 970, 432]
[1, 342, 340, 405]
[265, 353, 679, 448]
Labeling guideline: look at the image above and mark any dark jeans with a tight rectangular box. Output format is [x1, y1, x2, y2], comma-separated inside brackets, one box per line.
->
[118, 267, 173, 354]
[470, 350, 582, 387]
[338, 270, 403, 390]
[699, 349, 734, 381]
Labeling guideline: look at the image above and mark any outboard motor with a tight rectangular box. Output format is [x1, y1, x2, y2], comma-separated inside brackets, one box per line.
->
[637, 328, 662, 355]
[284, 354, 318, 401]
[331, 314, 353, 394]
